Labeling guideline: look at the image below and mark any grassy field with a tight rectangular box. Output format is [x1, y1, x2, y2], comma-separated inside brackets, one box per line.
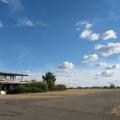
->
[1, 88, 120, 100]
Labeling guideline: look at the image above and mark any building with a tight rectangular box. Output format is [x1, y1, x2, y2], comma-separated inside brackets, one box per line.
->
[0, 72, 28, 93]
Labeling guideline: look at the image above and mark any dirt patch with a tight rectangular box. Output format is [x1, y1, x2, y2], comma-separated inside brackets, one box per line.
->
[112, 106, 120, 116]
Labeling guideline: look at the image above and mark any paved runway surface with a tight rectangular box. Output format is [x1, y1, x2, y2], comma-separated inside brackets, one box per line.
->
[0, 91, 120, 120]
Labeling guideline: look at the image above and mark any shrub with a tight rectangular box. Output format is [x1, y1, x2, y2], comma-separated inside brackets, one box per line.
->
[55, 84, 66, 91]
[40, 81, 49, 92]
[103, 86, 109, 89]
[109, 84, 116, 89]
[16, 84, 43, 93]
[7, 82, 49, 94]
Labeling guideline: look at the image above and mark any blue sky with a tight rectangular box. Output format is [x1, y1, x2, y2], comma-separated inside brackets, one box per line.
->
[0, 0, 120, 87]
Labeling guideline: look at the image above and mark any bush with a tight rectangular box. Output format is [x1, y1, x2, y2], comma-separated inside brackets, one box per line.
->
[103, 86, 109, 89]
[16, 85, 43, 93]
[7, 82, 49, 94]
[55, 84, 66, 91]
[40, 81, 49, 92]
[109, 84, 116, 89]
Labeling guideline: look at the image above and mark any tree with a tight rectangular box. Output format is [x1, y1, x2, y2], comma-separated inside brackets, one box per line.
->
[109, 84, 115, 89]
[42, 72, 56, 91]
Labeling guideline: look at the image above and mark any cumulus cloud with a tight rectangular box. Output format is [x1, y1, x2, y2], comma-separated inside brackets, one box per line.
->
[78, 20, 117, 41]
[96, 70, 115, 77]
[80, 29, 117, 41]
[76, 21, 93, 32]
[95, 62, 120, 70]
[22, 67, 120, 87]
[96, 62, 114, 70]
[80, 30, 91, 38]
[79, 21, 100, 41]
[80, 30, 100, 41]
[78, 21, 93, 29]
[105, 64, 120, 70]
[95, 62, 108, 67]
[55, 69, 96, 87]
[95, 62, 120, 79]
[95, 43, 120, 56]
[82, 54, 99, 63]
[55, 68, 120, 87]
[58, 61, 74, 70]
[102, 30, 117, 40]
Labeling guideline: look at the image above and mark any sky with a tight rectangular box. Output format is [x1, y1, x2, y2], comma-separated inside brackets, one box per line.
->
[0, 0, 120, 87]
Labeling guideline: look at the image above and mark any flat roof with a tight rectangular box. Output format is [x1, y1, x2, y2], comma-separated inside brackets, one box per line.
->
[0, 72, 28, 76]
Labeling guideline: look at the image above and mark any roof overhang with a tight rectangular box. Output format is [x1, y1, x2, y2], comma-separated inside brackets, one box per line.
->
[0, 72, 28, 76]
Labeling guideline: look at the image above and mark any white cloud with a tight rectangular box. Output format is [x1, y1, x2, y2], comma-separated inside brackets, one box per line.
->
[105, 64, 120, 70]
[0, 0, 23, 13]
[54, 61, 120, 86]
[76, 28, 80, 31]
[95, 62, 120, 80]
[78, 21, 117, 41]
[58, 61, 74, 70]
[55, 69, 95, 87]
[0, 0, 8, 3]
[102, 30, 117, 40]
[36, 21, 47, 27]
[96, 62, 112, 68]
[89, 33, 100, 41]
[0, 22, 4, 28]
[17, 19, 47, 28]
[79, 21, 100, 41]
[79, 21, 93, 29]
[55, 68, 120, 87]
[85, 22, 93, 29]
[95, 62, 120, 70]
[96, 70, 115, 77]
[19, 19, 34, 27]
[95, 62, 108, 67]
[80, 30, 100, 41]
[80, 29, 117, 41]
[23, 67, 120, 87]
[82, 54, 99, 63]
[80, 30, 91, 39]
[95, 43, 120, 56]
[76, 21, 92, 32]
